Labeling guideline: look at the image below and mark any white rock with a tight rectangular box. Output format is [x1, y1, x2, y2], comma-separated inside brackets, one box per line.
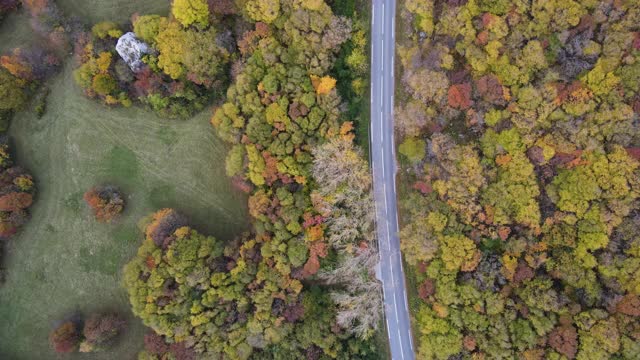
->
[116, 32, 150, 72]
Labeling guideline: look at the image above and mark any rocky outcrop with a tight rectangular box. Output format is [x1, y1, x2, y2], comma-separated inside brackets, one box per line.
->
[116, 32, 149, 72]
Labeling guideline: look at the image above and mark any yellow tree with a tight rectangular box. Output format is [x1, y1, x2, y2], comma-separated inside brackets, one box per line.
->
[244, 0, 280, 23]
[311, 75, 336, 95]
[156, 21, 186, 79]
[172, 0, 209, 28]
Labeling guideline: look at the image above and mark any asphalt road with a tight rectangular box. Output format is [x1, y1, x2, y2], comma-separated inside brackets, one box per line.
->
[370, 0, 415, 359]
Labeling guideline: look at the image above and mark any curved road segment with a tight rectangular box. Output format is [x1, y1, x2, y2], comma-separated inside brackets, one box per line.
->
[370, 0, 415, 359]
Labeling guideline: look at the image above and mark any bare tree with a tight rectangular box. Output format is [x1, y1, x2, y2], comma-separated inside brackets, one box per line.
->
[312, 137, 375, 251]
[312, 138, 382, 339]
[319, 247, 381, 339]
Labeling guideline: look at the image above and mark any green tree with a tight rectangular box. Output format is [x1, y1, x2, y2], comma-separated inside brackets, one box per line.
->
[132, 15, 168, 44]
[92, 74, 117, 95]
[416, 305, 463, 360]
[0, 68, 26, 110]
[183, 28, 229, 86]
[440, 234, 479, 272]
[124, 210, 305, 359]
[244, 0, 280, 23]
[225, 144, 245, 177]
[91, 21, 123, 39]
[482, 152, 541, 229]
[399, 137, 426, 163]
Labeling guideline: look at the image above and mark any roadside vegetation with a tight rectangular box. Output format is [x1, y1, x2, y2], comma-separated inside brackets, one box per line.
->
[329, 0, 371, 150]
[396, 0, 640, 359]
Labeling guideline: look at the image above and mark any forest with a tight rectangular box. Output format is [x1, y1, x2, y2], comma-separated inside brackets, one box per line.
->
[125, 0, 381, 358]
[0, 0, 381, 359]
[118, 0, 382, 358]
[396, 0, 640, 359]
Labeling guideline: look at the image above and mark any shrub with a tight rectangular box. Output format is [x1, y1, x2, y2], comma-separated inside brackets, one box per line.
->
[91, 21, 123, 39]
[0, 68, 27, 111]
[91, 74, 117, 95]
[83, 186, 125, 222]
[80, 313, 126, 352]
[49, 321, 81, 353]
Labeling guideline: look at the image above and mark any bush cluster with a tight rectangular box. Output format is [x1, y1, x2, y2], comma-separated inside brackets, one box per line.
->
[73, 0, 233, 118]
[49, 313, 126, 353]
[83, 185, 125, 222]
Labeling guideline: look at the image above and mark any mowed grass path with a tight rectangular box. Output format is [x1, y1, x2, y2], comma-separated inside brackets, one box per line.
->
[0, 3, 248, 357]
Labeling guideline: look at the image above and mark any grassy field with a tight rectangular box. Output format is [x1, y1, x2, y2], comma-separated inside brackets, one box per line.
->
[58, 0, 169, 24]
[0, 11, 35, 53]
[0, 2, 248, 359]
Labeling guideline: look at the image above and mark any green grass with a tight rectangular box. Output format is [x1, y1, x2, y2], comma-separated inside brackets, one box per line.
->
[0, 3, 248, 359]
[57, 0, 169, 24]
[0, 11, 35, 54]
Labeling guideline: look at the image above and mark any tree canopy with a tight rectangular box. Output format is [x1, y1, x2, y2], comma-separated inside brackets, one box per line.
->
[397, 0, 640, 358]
[124, 0, 382, 358]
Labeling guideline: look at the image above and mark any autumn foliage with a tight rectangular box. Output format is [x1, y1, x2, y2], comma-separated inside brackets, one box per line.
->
[83, 186, 124, 222]
[22, 0, 49, 16]
[121, 0, 382, 358]
[49, 321, 81, 354]
[80, 313, 126, 352]
[0, 139, 35, 240]
[74, 0, 231, 118]
[50, 313, 126, 354]
[311, 75, 337, 95]
[143, 208, 187, 247]
[548, 325, 578, 359]
[447, 82, 472, 109]
[0, 0, 17, 19]
[0, 192, 32, 212]
[398, 0, 640, 358]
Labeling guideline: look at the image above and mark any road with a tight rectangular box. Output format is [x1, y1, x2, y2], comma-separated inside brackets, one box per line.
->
[370, 0, 415, 359]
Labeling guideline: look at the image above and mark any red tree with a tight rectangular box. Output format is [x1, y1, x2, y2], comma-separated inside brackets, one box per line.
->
[0, 192, 33, 212]
[617, 295, 640, 317]
[49, 321, 81, 353]
[476, 74, 504, 105]
[448, 83, 473, 109]
[22, 0, 49, 16]
[169, 342, 196, 360]
[548, 325, 578, 359]
[208, 0, 236, 14]
[418, 278, 435, 301]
